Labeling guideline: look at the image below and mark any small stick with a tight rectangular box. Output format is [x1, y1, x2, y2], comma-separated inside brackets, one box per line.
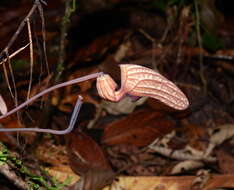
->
[5, 51, 20, 122]
[37, 0, 49, 74]
[0, 72, 103, 134]
[2, 58, 14, 100]
[0, 44, 30, 65]
[26, 18, 34, 101]
[0, 0, 41, 60]
[3, 51, 18, 109]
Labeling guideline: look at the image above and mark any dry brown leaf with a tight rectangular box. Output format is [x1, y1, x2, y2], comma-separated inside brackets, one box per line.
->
[66, 130, 112, 176]
[0, 117, 22, 145]
[111, 175, 234, 190]
[47, 166, 79, 185]
[176, 122, 208, 151]
[102, 109, 174, 147]
[171, 160, 204, 175]
[47, 169, 234, 190]
[66, 130, 115, 190]
[206, 124, 234, 156]
[71, 30, 125, 65]
[216, 149, 234, 174]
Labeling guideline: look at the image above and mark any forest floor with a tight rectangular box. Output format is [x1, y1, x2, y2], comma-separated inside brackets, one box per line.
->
[0, 0, 234, 190]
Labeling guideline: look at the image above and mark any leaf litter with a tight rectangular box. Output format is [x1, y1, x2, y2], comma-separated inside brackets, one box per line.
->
[0, 0, 234, 190]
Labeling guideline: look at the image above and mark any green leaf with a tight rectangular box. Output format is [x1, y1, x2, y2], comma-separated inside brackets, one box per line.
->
[0, 143, 8, 165]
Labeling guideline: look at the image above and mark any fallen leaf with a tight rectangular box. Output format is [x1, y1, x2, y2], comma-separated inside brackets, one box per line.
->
[102, 109, 175, 147]
[111, 175, 234, 190]
[66, 130, 112, 176]
[176, 122, 208, 151]
[216, 148, 234, 174]
[66, 130, 115, 190]
[171, 160, 204, 175]
[205, 124, 234, 156]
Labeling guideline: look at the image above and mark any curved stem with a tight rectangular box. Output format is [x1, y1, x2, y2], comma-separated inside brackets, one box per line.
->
[0, 72, 103, 120]
[0, 72, 103, 134]
[0, 96, 83, 135]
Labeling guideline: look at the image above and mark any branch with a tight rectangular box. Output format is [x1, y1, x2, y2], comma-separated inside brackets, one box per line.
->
[0, 0, 42, 61]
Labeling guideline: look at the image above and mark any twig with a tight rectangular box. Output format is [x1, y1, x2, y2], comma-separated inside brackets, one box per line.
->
[0, 0, 48, 132]
[194, 0, 207, 92]
[149, 144, 216, 162]
[0, 0, 42, 61]
[0, 44, 30, 65]
[26, 18, 34, 100]
[0, 0, 46, 116]
[37, 1, 49, 74]
[5, 50, 18, 109]
[55, 0, 76, 82]
[2, 58, 14, 100]
[0, 163, 28, 190]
